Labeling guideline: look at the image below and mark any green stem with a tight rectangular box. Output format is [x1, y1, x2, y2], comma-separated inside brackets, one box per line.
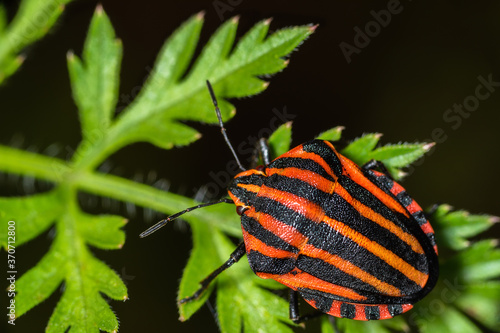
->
[58, 185, 87, 307]
[0, 144, 71, 182]
[0, 144, 241, 236]
[78, 171, 240, 236]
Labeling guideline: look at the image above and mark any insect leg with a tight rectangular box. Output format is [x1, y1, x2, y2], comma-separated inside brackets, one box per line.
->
[258, 138, 271, 165]
[289, 289, 324, 324]
[250, 138, 271, 168]
[178, 242, 247, 304]
[289, 289, 300, 323]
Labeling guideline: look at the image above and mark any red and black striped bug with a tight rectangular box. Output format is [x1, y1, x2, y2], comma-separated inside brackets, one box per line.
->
[140, 81, 439, 322]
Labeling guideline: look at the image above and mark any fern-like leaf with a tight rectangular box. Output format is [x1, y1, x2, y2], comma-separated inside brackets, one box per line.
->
[1, 3, 497, 332]
[0, 5, 314, 331]
[70, 13, 315, 170]
[341, 133, 433, 179]
[0, 0, 73, 84]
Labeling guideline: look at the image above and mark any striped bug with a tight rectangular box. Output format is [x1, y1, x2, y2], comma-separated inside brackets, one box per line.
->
[140, 81, 439, 322]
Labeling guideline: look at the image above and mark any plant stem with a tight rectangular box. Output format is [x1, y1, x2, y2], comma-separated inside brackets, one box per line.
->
[78, 171, 240, 236]
[0, 144, 241, 236]
[0, 144, 71, 182]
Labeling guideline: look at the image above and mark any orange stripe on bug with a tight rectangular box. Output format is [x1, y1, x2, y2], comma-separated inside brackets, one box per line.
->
[257, 185, 325, 223]
[244, 208, 308, 249]
[257, 184, 429, 287]
[237, 183, 262, 194]
[266, 167, 336, 194]
[406, 200, 423, 215]
[322, 215, 429, 288]
[301, 244, 402, 296]
[258, 268, 368, 302]
[388, 180, 405, 196]
[242, 229, 296, 259]
[327, 301, 342, 318]
[280, 145, 338, 180]
[337, 154, 410, 218]
[142, 82, 440, 324]
[334, 184, 425, 255]
[354, 304, 367, 320]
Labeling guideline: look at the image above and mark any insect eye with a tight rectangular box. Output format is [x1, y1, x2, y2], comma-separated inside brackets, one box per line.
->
[236, 206, 247, 215]
[256, 165, 265, 172]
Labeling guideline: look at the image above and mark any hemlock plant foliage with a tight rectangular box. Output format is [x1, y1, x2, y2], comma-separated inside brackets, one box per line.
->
[0, 3, 499, 333]
[0, 0, 74, 84]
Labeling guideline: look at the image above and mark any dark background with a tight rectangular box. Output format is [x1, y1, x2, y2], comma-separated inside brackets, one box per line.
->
[1, 0, 500, 332]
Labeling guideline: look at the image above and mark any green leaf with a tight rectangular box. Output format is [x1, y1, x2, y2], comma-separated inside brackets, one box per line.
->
[179, 218, 294, 333]
[0, 52, 23, 83]
[453, 240, 500, 282]
[455, 282, 500, 330]
[268, 121, 292, 159]
[336, 316, 407, 333]
[178, 219, 221, 321]
[0, 190, 63, 248]
[431, 204, 496, 250]
[3, 2, 498, 332]
[321, 316, 336, 333]
[46, 254, 125, 333]
[117, 12, 205, 151]
[215, 233, 293, 333]
[67, 5, 122, 142]
[186, 16, 240, 87]
[409, 205, 500, 333]
[0, 0, 73, 84]
[341, 133, 382, 164]
[15, 195, 128, 331]
[218, 287, 243, 333]
[15, 236, 66, 318]
[316, 126, 344, 141]
[78, 212, 127, 250]
[369, 142, 433, 177]
[419, 306, 482, 333]
[143, 13, 203, 90]
[0, 5, 7, 33]
[7, 8, 133, 330]
[7, 0, 70, 49]
[341, 133, 432, 179]
[71, 15, 315, 169]
[0, 4, 314, 332]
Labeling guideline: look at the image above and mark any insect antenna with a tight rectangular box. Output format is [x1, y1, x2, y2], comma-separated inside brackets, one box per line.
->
[206, 80, 246, 172]
[139, 198, 233, 238]
[140, 82, 244, 238]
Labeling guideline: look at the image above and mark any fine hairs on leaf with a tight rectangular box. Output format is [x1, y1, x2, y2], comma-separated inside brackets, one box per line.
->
[1, 3, 499, 333]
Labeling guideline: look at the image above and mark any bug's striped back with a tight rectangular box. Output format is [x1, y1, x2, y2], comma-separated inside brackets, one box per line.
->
[228, 140, 438, 320]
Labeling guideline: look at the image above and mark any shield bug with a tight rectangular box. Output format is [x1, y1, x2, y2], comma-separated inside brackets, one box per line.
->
[140, 81, 439, 322]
